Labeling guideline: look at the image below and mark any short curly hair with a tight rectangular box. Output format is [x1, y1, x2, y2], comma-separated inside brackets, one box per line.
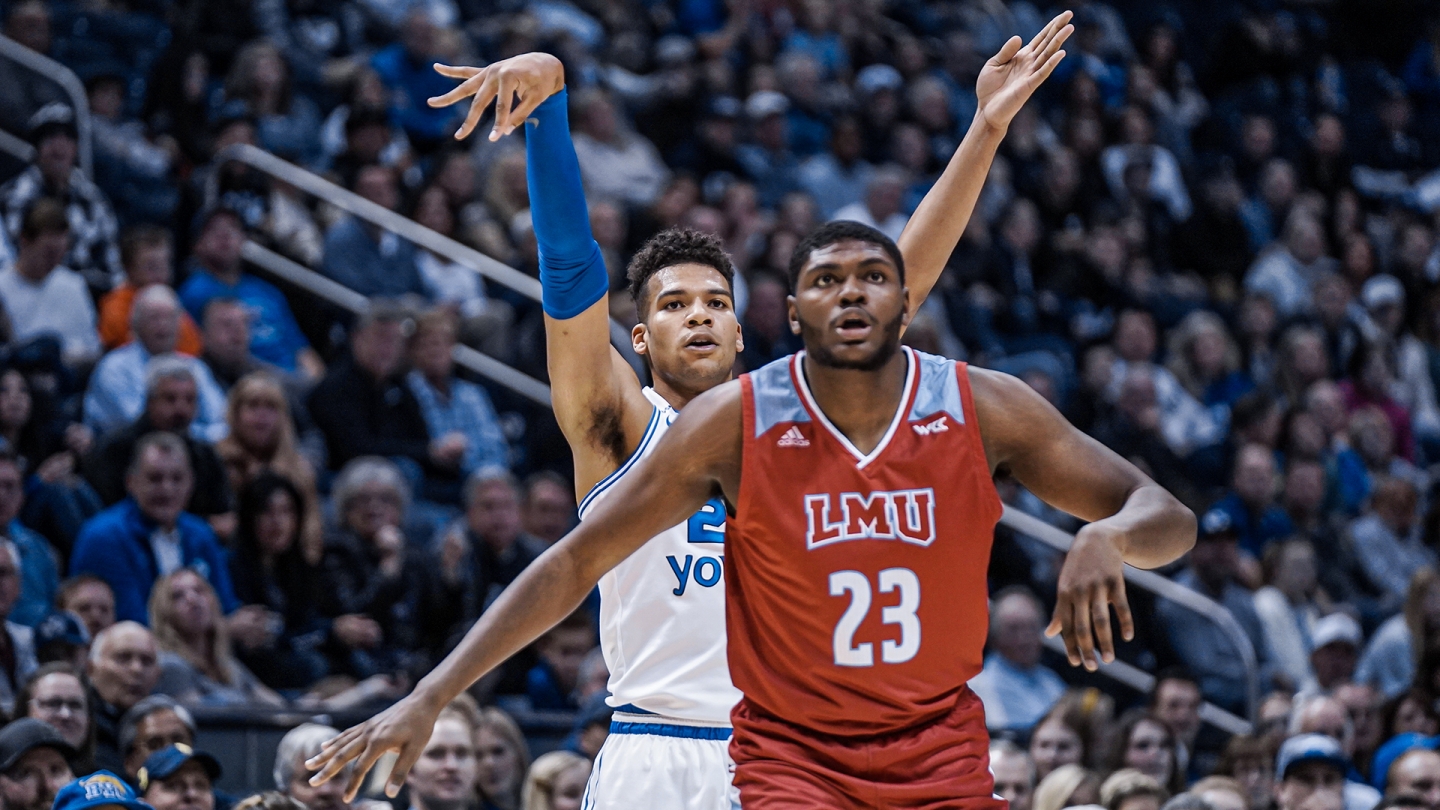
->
[626, 229, 736, 318]
[787, 220, 905, 292]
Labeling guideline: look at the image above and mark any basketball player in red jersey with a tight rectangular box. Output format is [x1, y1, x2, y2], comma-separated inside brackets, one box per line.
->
[308, 218, 1196, 807]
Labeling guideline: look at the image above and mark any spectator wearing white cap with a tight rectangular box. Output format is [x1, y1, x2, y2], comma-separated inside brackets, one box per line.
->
[1360, 274, 1440, 444]
[1308, 614, 1363, 694]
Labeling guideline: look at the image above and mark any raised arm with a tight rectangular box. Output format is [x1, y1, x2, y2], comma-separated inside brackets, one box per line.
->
[899, 11, 1072, 312]
[305, 381, 745, 800]
[428, 55, 654, 493]
[970, 367, 1195, 670]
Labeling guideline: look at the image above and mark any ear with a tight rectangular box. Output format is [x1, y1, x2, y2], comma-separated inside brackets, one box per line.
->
[787, 295, 801, 336]
[900, 284, 914, 330]
[631, 322, 649, 356]
[734, 320, 744, 354]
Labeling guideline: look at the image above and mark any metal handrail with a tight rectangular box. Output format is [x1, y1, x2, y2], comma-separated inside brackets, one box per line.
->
[0, 35, 92, 176]
[1000, 506, 1261, 721]
[210, 143, 643, 373]
[242, 241, 553, 406]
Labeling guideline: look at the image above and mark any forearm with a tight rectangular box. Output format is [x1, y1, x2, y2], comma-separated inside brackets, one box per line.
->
[1096, 483, 1195, 570]
[410, 542, 595, 706]
[528, 89, 607, 320]
[899, 111, 1007, 305]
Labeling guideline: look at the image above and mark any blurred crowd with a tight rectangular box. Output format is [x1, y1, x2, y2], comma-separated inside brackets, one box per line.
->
[0, 0, 1437, 807]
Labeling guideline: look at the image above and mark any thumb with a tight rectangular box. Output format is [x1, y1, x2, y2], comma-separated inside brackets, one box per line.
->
[991, 35, 1023, 65]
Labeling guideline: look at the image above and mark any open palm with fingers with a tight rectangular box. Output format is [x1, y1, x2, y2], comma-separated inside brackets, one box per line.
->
[427, 52, 566, 142]
[976, 11, 1074, 131]
[305, 691, 445, 802]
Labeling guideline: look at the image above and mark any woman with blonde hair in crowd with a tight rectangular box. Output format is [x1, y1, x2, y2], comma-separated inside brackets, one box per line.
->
[474, 706, 529, 810]
[1358, 566, 1440, 698]
[1033, 764, 1101, 810]
[1166, 310, 1253, 408]
[150, 568, 285, 707]
[1104, 711, 1185, 795]
[1100, 769, 1169, 810]
[521, 751, 589, 810]
[1030, 689, 1113, 780]
[217, 373, 322, 563]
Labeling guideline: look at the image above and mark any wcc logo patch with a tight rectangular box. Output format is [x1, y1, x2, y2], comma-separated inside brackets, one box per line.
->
[912, 415, 949, 436]
[804, 489, 936, 549]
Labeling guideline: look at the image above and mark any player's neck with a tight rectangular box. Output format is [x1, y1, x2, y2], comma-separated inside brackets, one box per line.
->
[650, 373, 730, 411]
[801, 349, 909, 456]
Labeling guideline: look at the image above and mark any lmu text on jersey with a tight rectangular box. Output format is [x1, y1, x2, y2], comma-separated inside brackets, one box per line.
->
[803, 489, 938, 549]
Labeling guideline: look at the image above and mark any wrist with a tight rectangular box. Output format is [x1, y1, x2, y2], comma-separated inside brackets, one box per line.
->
[971, 108, 1009, 140]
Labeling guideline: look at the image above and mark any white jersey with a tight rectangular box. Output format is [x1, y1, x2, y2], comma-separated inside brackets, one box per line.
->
[578, 387, 741, 725]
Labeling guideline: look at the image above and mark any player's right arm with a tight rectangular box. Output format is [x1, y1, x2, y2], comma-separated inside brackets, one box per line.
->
[428, 54, 655, 493]
[305, 382, 745, 800]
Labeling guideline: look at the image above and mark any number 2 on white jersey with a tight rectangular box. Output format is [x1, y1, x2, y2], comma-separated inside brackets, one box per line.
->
[828, 568, 921, 667]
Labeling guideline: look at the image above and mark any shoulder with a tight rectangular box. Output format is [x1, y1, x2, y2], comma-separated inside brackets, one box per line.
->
[51, 268, 90, 295]
[177, 513, 219, 543]
[78, 501, 132, 537]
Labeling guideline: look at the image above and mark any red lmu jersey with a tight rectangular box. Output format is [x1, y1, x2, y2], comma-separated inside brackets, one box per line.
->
[729, 347, 1001, 737]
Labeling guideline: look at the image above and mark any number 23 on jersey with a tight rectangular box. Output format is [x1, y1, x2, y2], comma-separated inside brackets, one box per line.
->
[829, 568, 921, 667]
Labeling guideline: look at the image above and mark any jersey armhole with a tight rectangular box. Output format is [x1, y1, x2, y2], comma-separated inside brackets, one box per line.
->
[956, 362, 1004, 523]
[577, 405, 663, 517]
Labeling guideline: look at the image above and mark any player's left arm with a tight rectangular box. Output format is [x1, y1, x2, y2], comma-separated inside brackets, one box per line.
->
[970, 366, 1196, 671]
[898, 11, 1072, 317]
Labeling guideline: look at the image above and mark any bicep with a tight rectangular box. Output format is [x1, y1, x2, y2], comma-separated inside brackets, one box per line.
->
[974, 368, 1148, 523]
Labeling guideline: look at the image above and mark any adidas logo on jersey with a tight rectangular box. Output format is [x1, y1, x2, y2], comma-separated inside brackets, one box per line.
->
[913, 415, 949, 436]
[777, 426, 810, 447]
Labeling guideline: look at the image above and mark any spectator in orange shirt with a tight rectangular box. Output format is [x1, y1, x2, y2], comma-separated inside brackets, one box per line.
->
[97, 226, 202, 356]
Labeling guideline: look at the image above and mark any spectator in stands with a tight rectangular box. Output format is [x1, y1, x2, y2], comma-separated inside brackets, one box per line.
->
[1244, 213, 1335, 320]
[1254, 540, 1325, 693]
[177, 206, 322, 379]
[0, 718, 75, 810]
[71, 432, 239, 625]
[320, 166, 425, 299]
[0, 367, 100, 561]
[318, 457, 444, 679]
[118, 697, 194, 783]
[223, 42, 322, 168]
[1150, 670, 1204, 779]
[969, 587, 1066, 733]
[473, 706, 528, 810]
[1307, 615, 1363, 694]
[0, 536, 36, 715]
[0, 4, 60, 135]
[83, 622, 158, 774]
[1157, 507, 1267, 714]
[1342, 343, 1416, 463]
[409, 187, 512, 360]
[832, 167, 910, 242]
[1106, 711, 1185, 796]
[406, 310, 510, 480]
[991, 741, 1037, 810]
[1290, 695, 1381, 810]
[33, 612, 89, 670]
[405, 699, 479, 810]
[799, 116, 873, 219]
[83, 287, 228, 442]
[98, 228, 201, 356]
[82, 360, 234, 522]
[307, 305, 447, 478]
[1034, 765, 1101, 810]
[1351, 478, 1432, 612]
[0, 445, 56, 627]
[1190, 777, 1249, 810]
[17, 664, 90, 769]
[521, 751, 590, 810]
[275, 724, 352, 810]
[1100, 770, 1169, 810]
[216, 375, 321, 559]
[1359, 569, 1437, 699]
[0, 197, 99, 367]
[436, 469, 547, 637]
[226, 474, 328, 690]
[570, 88, 669, 209]
[521, 472, 574, 546]
[58, 577, 114, 640]
[150, 568, 282, 707]
[369, 11, 458, 153]
[1212, 444, 1294, 560]
[1385, 750, 1440, 809]
[0, 104, 122, 294]
[1335, 684, 1383, 784]
[199, 300, 272, 393]
[737, 91, 802, 209]
[137, 744, 219, 810]
[1030, 697, 1092, 781]
[525, 609, 594, 712]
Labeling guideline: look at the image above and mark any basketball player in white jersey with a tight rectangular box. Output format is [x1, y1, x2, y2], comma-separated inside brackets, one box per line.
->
[307, 16, 1074, 808]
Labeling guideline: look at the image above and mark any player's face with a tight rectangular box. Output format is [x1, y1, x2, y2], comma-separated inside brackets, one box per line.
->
[789, 240, 908, 371]
[634, 264, 742, 396]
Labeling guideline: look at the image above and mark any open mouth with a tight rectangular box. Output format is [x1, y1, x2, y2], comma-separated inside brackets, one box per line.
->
[834, 310, 874, 341]
[684, 335, 719, 351]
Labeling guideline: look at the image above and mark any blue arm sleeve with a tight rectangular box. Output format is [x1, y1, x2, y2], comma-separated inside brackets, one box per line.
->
[526, 87, 609, 320]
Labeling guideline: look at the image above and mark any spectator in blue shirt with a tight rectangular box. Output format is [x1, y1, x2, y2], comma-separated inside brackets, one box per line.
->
[0, 446, 55, 628]
[1211, 443, 1295, 559]
[369, 12, 460, 153]
[526, 609, 594, 711]
[177, 207, 322, 379]
[968, 587, 1067, 733]
[320, 165, 425, 300]
[70, 432, 238, 625]
[405, 309, 509, 477]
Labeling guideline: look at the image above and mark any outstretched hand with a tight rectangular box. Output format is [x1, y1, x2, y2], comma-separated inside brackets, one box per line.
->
[427, 52, 566, 142]
[305, 691, 445, 802]
[1046, 520, 1135, 671]
[976, 10, 1074, 131]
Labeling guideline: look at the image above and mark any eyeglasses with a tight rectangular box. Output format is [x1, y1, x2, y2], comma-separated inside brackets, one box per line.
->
[33, 697, 85, 714]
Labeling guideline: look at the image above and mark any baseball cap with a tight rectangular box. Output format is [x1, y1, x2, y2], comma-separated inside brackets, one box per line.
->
[745, 90, 789, 120]
[53, 771, 152, 810]
[1311, 613, 1362, 650]
[1197, 507, 1236, 541]
[35, 611, 90, 648]
[26, 103, 77, 144]
[855, 64, 903, 96]
[137, 745, 221, 792]
[0, 718, 76, 773]
[1276, 733, 1349, 781]
[1361, 274, 1405, 310]
[1371, 733, 1440, 794]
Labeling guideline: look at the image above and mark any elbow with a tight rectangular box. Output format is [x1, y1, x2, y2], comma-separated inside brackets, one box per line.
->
[1166, 491, 1197, 559]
